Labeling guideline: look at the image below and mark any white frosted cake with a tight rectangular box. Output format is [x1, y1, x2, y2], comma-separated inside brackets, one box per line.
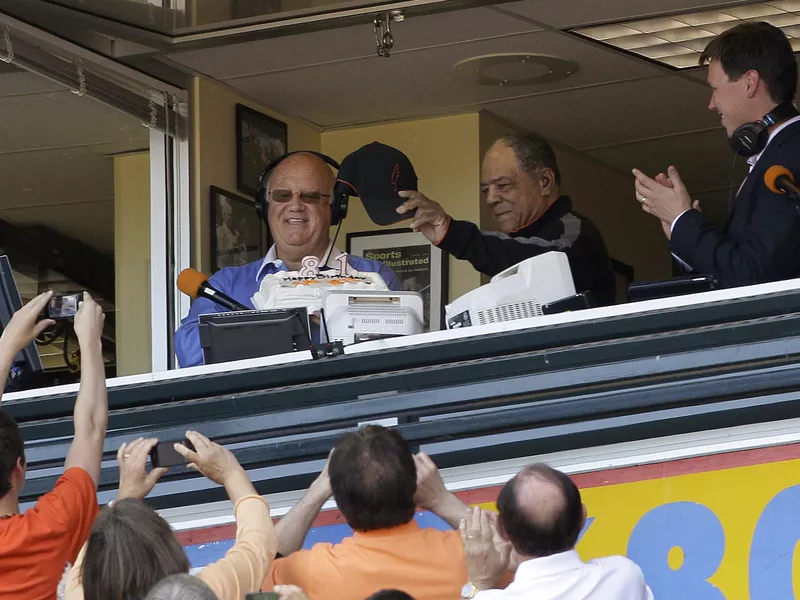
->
[252, 270, 389, 314]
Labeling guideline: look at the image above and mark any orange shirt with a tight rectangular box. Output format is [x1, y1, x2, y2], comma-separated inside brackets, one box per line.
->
[0, 467, 99, 600]
[263, 521, 467, 600]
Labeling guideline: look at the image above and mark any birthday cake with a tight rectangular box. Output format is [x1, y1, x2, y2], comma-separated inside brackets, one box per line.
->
[252, 269, 389, 315]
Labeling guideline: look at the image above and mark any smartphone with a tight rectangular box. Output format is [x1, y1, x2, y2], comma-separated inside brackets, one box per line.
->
[46, 293, 82, 320]
[149, 439, 195, 468]
[245, 594, 279, 600]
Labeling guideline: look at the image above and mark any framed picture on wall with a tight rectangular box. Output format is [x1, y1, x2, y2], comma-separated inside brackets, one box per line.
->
[210, 186, 271, 274]
[236, 104, 287, 197]
[347, 229, 449, 331]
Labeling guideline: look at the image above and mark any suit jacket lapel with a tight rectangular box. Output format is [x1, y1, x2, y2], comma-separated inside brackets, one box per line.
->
[720, 123, 798, 231]
[724, 172, 755, 231]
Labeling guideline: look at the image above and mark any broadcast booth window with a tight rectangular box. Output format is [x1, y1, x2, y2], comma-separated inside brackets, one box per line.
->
[4, 9, 800, 394]
[0, 28, 186, 394]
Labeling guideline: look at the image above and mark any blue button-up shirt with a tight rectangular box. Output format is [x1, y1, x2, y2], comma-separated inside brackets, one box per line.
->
[174, 246, 403, 367]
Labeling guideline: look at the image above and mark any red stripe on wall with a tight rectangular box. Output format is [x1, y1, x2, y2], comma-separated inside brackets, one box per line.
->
[570, 442, 800, 488]
[175, 442, 800, 545]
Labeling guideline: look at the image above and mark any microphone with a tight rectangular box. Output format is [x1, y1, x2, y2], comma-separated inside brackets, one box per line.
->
[177, 268, 249, 312]
[764, 165, 800, 201]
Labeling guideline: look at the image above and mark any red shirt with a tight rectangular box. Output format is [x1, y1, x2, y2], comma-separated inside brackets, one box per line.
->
[0, 467, 99, 600]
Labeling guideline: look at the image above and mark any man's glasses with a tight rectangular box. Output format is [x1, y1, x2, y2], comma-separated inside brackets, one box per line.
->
[269, 189, 331, 204]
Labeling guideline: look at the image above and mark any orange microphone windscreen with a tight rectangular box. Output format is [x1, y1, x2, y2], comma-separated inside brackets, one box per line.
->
[764, 165, 794, 194]
[177, 268, 209, 299]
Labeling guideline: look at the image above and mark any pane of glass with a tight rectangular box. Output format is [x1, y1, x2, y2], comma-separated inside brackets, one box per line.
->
[0, 61, 152, 387]
[40, 0, 418, 35]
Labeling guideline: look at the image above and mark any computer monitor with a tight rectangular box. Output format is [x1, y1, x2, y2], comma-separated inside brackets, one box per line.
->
[0, 255, 43, 390]
[198, 307, 311, 365]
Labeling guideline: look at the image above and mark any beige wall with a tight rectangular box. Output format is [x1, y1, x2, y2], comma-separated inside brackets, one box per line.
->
[190, 79, 484, 301]
[321, 113, 483, 302]
[191, 77, 321, 273]
[189, 81, 670, 306]
[114, 152, 152, 376]
[557, 148, 671, 282]
[478, 112, 671, 283]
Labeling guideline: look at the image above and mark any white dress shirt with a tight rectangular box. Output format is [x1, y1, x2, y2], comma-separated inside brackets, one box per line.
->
[669, 114, 800, 271]
[474, 550, 654, 600]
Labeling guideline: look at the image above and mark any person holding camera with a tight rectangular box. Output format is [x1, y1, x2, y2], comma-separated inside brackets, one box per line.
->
[65, 431, 276, 600]
[0, 291, 107, 600]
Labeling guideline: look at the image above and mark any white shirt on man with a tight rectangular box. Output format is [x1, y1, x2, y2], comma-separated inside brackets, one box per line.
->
[474, 550, 654, 600]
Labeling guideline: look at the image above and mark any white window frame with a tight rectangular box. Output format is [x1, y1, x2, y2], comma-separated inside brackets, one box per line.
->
[0, 13, 189, 375]
[150, 128, 191, 372]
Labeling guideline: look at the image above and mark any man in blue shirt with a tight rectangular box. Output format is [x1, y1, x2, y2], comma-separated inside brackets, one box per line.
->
[175, 152, 402, 367]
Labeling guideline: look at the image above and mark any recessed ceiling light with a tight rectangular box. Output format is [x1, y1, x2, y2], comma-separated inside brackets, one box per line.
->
[452, 53, 579, 87]
[572, 1, 800, 69]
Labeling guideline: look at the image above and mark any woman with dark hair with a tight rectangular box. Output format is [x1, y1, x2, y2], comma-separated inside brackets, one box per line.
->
[65, 431, 276, 600]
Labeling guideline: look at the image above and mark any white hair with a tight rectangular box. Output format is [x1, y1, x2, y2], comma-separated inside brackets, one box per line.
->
[144, 574, 219, 600]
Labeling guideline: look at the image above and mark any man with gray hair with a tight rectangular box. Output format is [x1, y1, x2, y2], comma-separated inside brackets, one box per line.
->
[398, 133, 616, 306]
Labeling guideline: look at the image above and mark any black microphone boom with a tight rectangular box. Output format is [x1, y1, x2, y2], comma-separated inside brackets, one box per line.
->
[775, 174, 800, 202]
[198, 282, 249, 312]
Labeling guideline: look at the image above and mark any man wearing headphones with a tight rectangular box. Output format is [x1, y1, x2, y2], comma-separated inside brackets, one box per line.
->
[633, 22, 800, 288]
[174, 151, 402, 368]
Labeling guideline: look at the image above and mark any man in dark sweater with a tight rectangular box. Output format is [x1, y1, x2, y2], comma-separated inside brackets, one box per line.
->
[397, 133, 616, 306]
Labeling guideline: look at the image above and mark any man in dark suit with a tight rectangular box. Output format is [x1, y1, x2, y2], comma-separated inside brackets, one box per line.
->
[633, 22, 800, 288]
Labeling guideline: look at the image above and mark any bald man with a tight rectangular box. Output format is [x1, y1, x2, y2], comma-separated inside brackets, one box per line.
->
[459, 464, 653, 600]
[175, 152, 402, 367]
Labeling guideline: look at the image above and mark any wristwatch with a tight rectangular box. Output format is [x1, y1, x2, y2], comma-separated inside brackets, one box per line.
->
[461, 583, 480, 599]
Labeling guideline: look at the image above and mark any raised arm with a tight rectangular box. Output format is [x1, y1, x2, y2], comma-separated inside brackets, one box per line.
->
[396, 190, 548, 277]
[64, 293, 108, 485]
[414, 452, 468, 529]
[273, 453, 332, 556]
[66, 437, 168, 600]
[175, 430, 257, 503]
[0, 291, 55, 404]
[176, 431, 277, 600]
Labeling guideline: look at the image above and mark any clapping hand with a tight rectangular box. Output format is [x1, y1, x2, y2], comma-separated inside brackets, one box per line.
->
[633, 166, 692, 224]
[633, 167, 700, 240]
[459, 506, 511, 590]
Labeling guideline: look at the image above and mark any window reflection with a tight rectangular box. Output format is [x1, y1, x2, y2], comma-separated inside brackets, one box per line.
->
[0, 62, 150, 387]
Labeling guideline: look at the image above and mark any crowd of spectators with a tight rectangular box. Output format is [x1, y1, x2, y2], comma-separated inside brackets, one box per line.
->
[0, 295, 652, 600]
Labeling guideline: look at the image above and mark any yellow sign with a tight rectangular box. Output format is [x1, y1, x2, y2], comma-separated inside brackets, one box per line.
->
[482, 456, 800, 600]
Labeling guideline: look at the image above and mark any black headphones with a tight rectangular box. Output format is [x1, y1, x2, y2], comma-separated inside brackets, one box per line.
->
[254, 150, 349, 226]
[729, 102, 800, 157]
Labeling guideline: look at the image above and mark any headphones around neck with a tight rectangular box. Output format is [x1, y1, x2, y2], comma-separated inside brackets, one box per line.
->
[729, 102, 800, 157]
[254, 150, 349, 226]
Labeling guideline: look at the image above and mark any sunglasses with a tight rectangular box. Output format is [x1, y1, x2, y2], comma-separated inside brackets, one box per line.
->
[269, 189, 331, 204]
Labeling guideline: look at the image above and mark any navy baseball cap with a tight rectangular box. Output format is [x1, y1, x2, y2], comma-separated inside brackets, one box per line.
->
[334, 141, 419, 226]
